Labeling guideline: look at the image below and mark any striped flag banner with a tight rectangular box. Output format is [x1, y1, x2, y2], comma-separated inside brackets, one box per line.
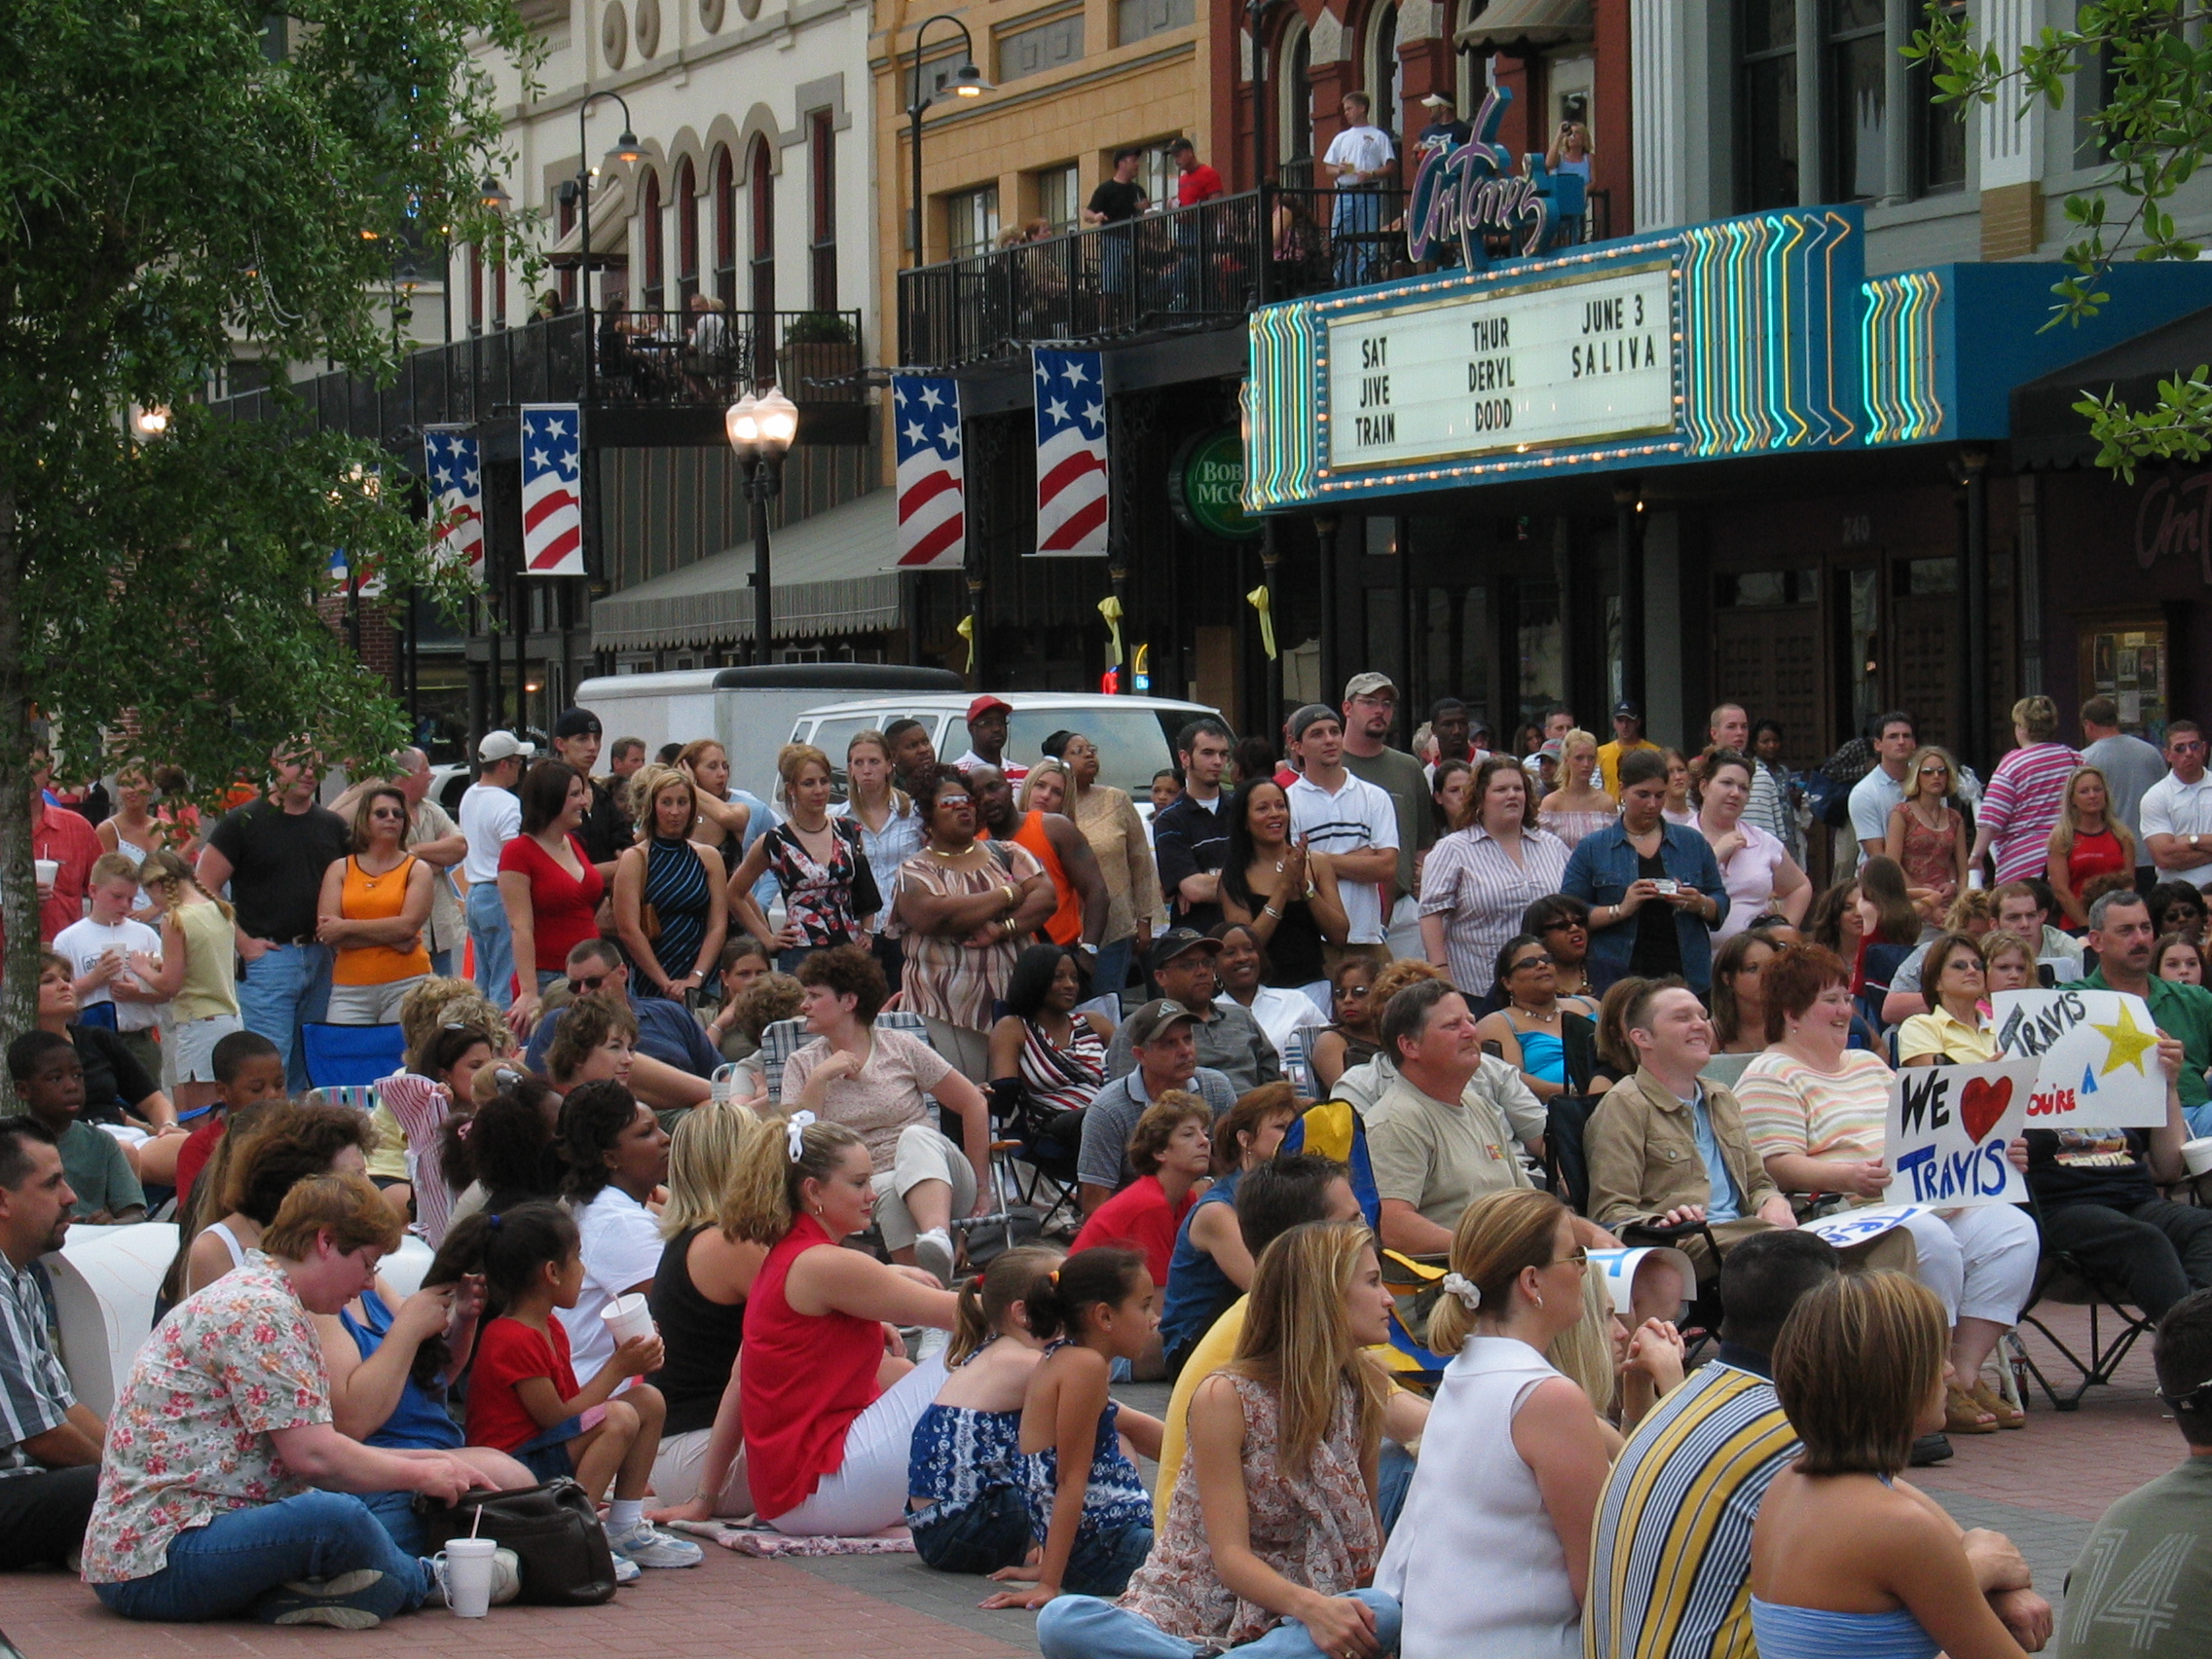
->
[894, 374, 966, 570]
[423, 427, 487, 586]
[520, 403, 585, 576]
[1031, 347, 1108, 556]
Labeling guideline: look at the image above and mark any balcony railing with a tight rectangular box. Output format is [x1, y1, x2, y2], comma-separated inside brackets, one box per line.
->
[207, 306, 863, 444]
[898, 181, 1616, 370]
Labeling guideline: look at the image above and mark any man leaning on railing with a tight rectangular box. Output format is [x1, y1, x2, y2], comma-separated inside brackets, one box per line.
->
[1323, 91, 1395, 287]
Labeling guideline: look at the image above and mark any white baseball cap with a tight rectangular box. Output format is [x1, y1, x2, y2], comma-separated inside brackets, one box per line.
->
[477, 730, 536, 763]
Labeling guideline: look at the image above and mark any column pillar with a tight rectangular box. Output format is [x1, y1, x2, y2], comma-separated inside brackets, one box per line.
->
[1977, 0, 2046, 257]
[1794, 0, 1824, 205]
[1963, 450, 1992, 774]
[1615, 484, 1645, 716]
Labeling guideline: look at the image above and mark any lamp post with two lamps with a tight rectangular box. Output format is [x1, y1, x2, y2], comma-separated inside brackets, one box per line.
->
[725, 387, 799, 665]
[571, 93, 646, 389]
[904, 17, 992, 266]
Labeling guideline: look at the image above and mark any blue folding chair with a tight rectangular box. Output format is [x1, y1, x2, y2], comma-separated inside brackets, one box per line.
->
[300, 1023, 407, 1091]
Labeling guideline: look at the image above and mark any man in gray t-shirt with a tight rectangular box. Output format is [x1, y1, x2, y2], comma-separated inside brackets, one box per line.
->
[2080, 694, 2168, 865]
[1077, 998, 1238, 1207]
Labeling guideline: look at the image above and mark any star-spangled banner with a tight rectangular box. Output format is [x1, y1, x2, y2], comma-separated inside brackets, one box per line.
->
[893, 374, 966, 571]
[520, 403, 585, 576]
[1031, 347, 1108, 557]
[423, 427, 487, 586]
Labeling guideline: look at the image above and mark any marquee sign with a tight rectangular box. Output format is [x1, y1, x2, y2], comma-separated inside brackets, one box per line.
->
[1405, 86, 1553, 268]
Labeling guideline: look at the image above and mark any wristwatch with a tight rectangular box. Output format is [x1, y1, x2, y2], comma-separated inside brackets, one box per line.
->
[2193, 834, 2202, 850]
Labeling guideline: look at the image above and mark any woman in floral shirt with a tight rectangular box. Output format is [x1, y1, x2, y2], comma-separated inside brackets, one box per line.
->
[87, 1173, 477, 1630]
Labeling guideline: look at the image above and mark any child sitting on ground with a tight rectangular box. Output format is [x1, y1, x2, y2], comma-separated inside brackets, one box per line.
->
[170, 1030, 287, 1214]
[7, 1030, 142, 1224]
[909, 1244, 1064, 1574]
[981, 1247, 1164, 1609]
[446, 1200, 703, 1571]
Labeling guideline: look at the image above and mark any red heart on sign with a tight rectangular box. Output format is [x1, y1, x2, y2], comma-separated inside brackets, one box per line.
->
[1960, 1076, 2013, 1145]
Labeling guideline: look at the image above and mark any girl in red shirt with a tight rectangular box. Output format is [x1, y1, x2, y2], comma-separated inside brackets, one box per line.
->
[2047, 764, 2136, 930]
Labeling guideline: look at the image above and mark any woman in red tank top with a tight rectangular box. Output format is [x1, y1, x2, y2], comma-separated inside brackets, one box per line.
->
[2047, 764, 2137, 930]
[730, 1111, 959, 1534]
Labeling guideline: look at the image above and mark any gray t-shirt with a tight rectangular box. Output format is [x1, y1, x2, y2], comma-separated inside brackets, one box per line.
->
[2060, 1456, 2212, 1659]
[1076, 1065, 1238, 1192]
[2081, 732, 2168, 849]
[1344, 746, 1435, 898]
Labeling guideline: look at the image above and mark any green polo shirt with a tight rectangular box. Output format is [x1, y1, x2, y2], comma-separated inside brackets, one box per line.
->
[2081, 968, 2212, 1111]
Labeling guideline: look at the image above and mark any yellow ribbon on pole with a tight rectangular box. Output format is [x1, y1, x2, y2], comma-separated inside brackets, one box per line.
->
[1246, 583, 1277, 660]
[956, 613, 976, 674]
[1098, 595, 1124, 668]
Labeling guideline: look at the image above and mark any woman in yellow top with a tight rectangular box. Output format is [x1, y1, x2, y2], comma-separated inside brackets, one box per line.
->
[133, 847, 243, 1124]
[1896, 933, 1998, 1068]
[1060, 732, 1161, 996]
[315, 786, 432, 1025]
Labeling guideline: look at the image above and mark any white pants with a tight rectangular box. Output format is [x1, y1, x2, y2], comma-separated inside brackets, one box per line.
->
[874, 1124, 977, 1252]
[649, 1427, 754, 1518]
[766, 1355, 947, 1536]
[1896, 1206, 2040, 1328]
[325, 977, 424, 1025]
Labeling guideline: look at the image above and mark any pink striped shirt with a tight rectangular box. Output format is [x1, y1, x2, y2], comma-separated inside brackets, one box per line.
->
[1977, 742, 2082, 885]
[1417, 825, 1571, 996]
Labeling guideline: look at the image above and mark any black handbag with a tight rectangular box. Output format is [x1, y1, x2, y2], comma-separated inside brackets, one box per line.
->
[414, 1478, 619, 1605]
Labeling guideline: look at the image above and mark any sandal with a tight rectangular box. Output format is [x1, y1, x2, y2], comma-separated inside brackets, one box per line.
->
[1970, 1376, 2025, 1430]
[1945, 1382, 1998, 1434]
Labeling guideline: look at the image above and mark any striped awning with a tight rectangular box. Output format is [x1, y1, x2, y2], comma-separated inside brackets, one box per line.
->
[588, 489, 903, 651]
[1455, 0, 1593, 53]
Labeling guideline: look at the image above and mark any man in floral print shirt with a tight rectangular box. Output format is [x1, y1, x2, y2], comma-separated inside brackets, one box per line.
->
[85, 1172, 478, 1629]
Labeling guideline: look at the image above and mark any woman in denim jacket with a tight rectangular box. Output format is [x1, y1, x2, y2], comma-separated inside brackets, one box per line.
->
[1561, 749, 1728, 994]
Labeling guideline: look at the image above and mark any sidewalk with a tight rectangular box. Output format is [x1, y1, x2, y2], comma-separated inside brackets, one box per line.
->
[1, 1302, 2178, 1657]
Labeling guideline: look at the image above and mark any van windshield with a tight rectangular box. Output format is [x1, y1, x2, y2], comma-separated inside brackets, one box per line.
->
[1004, 709, 1192, 798]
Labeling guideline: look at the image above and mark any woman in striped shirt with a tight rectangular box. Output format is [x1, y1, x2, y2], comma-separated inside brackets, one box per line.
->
[1419, 755, 1571, 999]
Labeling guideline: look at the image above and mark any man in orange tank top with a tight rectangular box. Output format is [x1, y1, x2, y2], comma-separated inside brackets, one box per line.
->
[969, 765, 1107, 958]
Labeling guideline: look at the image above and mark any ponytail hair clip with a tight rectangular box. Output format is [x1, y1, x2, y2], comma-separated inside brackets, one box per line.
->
[1441, 1272, 1482, 1310]
[786, 1109, 817, 1163]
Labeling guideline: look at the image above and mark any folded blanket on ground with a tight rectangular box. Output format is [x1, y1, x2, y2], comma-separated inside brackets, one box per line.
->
[665, 1521, 916, 1557]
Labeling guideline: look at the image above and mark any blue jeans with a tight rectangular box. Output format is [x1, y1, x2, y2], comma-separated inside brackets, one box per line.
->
[1333, 187, 1387, 287]
[2186, 1100, 2212, 1138]
[428, 948, 453, 979]
[1038, 1587, 1401, 1659]
[238, 941, 333, 1094]
[466, 881, 515, 1005]
[92, 1490, 429, 1623]
[1377, 1441, 1415, 1538]
[1063, 1518, 1153, 1598]
[1091, 936, 1134, 1001]
[909, 1487, 1031, 1574]
[362, 1487, 427, 1557]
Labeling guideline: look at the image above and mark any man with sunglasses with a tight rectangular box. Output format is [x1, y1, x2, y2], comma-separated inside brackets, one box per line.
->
[519, 938, 719, 1082]
[2143, 719, 2212, 893]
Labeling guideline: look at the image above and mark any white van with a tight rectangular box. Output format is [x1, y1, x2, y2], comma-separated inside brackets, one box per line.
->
[790, 692, 1223, 809]
[571, 664, 968, 803]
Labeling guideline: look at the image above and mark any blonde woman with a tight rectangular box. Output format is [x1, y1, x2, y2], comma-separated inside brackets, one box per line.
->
[832, 729, 924, 984]
[132, 847, 243, 1121]
[1377, 1188, 1613, 1657]
[1881, 746, 1970, 906]
[612, 762, 728, 1001]
[1058, 731, 1159, 997]
[1544, 1259, 1684, 1446]
[644, 1101, 769, 1524]
[1017, 758, 1072, 817]
[1537, 727, 1617, 850]
[1038, 1220, 1402, 1659]
[2047, 765, 2135, 929]
[727, 743, 878, 971]
[676, 738, 754, 868]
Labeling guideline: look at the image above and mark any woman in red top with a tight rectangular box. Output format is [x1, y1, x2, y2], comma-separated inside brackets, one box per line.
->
[2047, 764, 2136, 930]
[499, 759, 606, 1036]
[729, 1109, 959, 1534]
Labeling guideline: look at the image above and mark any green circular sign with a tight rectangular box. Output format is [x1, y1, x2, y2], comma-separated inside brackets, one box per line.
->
[1171, 426, 1262, 541]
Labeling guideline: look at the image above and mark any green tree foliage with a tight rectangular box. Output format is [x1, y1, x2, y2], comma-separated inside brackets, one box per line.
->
[1909, 0, 2212, 478]
[0, 0, 533, 1050]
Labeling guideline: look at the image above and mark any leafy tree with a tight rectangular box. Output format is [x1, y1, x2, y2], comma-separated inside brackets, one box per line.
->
[0, 0, 532, 1056]
[1911, 0, 2212, 478]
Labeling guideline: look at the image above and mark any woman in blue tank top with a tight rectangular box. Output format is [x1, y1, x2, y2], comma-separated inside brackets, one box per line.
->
[1750, 1271, 2038, 1659]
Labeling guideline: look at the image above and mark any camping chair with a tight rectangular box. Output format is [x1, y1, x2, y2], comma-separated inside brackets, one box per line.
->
[300, 1023, 407, 1092]
[2012, 1191, 2159, 1411]
[758, 1010, 930, 1109]
[1280, 1027, 1315, 1098]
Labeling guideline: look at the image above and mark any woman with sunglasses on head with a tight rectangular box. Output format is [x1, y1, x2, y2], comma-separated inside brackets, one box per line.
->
[1474, 934, 1596, 1102]
[612, 763, 727, 1004]
[316, 787, 433, 1026]
[1881, 747, 1970, 908]
[1698, 747, 1812, 941]
[1309, 956, 1382, 1095]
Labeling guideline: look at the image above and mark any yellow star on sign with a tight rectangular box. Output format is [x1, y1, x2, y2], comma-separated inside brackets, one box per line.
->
[2092, 1000, 2159, 1077]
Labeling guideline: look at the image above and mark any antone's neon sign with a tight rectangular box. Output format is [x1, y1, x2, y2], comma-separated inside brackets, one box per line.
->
[1405, 86, 1555, 269]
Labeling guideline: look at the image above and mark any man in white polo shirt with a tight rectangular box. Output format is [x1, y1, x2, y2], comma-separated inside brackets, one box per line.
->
[2142, 719, 2212, 892]
[1284, 703, 1398, 965]
[460, 730, 533, 1002]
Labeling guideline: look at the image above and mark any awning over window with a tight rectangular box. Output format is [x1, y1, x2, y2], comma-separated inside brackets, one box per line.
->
[589, 489, 903, 652]
[1455, 0, 1593, 54]
[547, 174, 631, 267]
[2011, 304, 2212, 470]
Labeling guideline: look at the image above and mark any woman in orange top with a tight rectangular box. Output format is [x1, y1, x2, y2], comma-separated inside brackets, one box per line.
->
[317, 786, 433, 1024]
[1013, 761, 1090, 948]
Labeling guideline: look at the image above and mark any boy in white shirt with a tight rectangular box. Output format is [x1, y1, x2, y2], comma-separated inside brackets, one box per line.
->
[1283, 704, 1399, 958]
[54, 853, 166, 1081]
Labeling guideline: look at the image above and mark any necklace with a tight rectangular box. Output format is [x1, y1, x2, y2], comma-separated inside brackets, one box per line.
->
[926, 840, 978, 859]
[1512, 1001, 1559, 1023]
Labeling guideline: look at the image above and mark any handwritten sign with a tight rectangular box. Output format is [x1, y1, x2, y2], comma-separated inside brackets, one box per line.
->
[1882, 1059, 2036, 1208]
[1991, 988, 2169, 1129]
[1798, 1203, 1930, 1249]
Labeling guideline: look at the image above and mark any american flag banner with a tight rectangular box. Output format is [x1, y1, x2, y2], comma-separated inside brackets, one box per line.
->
[1031, 348, 1109, 556]
[423, 428, 486, 585]
[328, 547, 384, 600]
[520, 403, 585, 576]
[894, 375, 966, 570]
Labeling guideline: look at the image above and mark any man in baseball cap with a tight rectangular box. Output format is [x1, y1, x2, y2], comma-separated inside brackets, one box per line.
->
[954, 694, 1026, 785]
[1079, 995, 1238, 1208]
[1598, 698, 1658, 798]
[462, 732, 535, 1003]
[1341, 672, 1431, 940]
[1103, 928, 1279, 1097]
[549, 707, 631, 877]
[1417, 92, 1470, 155]
[476, 729, 535, 764]
[1284, 705, 1400, 964]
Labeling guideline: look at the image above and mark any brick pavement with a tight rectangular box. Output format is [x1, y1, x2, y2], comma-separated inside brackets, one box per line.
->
[0, 1305, 2185, 1658]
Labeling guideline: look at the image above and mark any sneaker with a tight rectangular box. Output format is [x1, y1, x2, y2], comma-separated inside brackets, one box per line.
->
[607, 1519, 705, 1568]
[913, 1228, 955, 1285]
[611, 1551, 642, 1586]
[258, 1569, 391, 1629]
[426, 1548, 523, 1610]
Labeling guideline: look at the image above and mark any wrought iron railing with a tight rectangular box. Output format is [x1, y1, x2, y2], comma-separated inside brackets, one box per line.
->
[588, 309, 866, 406]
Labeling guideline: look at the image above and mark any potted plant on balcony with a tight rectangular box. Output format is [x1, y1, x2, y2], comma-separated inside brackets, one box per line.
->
[778, 311, 859, 398]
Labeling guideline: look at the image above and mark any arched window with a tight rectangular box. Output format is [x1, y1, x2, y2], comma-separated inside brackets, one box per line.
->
[1367, 3, 1400, 141]
[640, 166, 665, 311]
[676, 156, 699, 306]
[1279, 18, 1312, 168]
[748, 134, 775, 320]
[712, 145, 737, 305]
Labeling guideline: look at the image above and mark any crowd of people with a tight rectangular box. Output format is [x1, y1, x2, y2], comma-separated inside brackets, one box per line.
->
[3, 677, 2211, 1652]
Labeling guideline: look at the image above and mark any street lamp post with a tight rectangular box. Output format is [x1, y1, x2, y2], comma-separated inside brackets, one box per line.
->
[726, 387, 800, 664]
[905, 16, 993, 266]
[575, 93, 647, 389]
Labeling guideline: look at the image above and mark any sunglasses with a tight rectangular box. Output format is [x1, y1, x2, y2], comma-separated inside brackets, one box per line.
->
[569, 972, 611, 993]
[1917, 765, 1949, 776]
[1511, 952, 1555, 972]
[1546, 1247, 1590, 1272]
